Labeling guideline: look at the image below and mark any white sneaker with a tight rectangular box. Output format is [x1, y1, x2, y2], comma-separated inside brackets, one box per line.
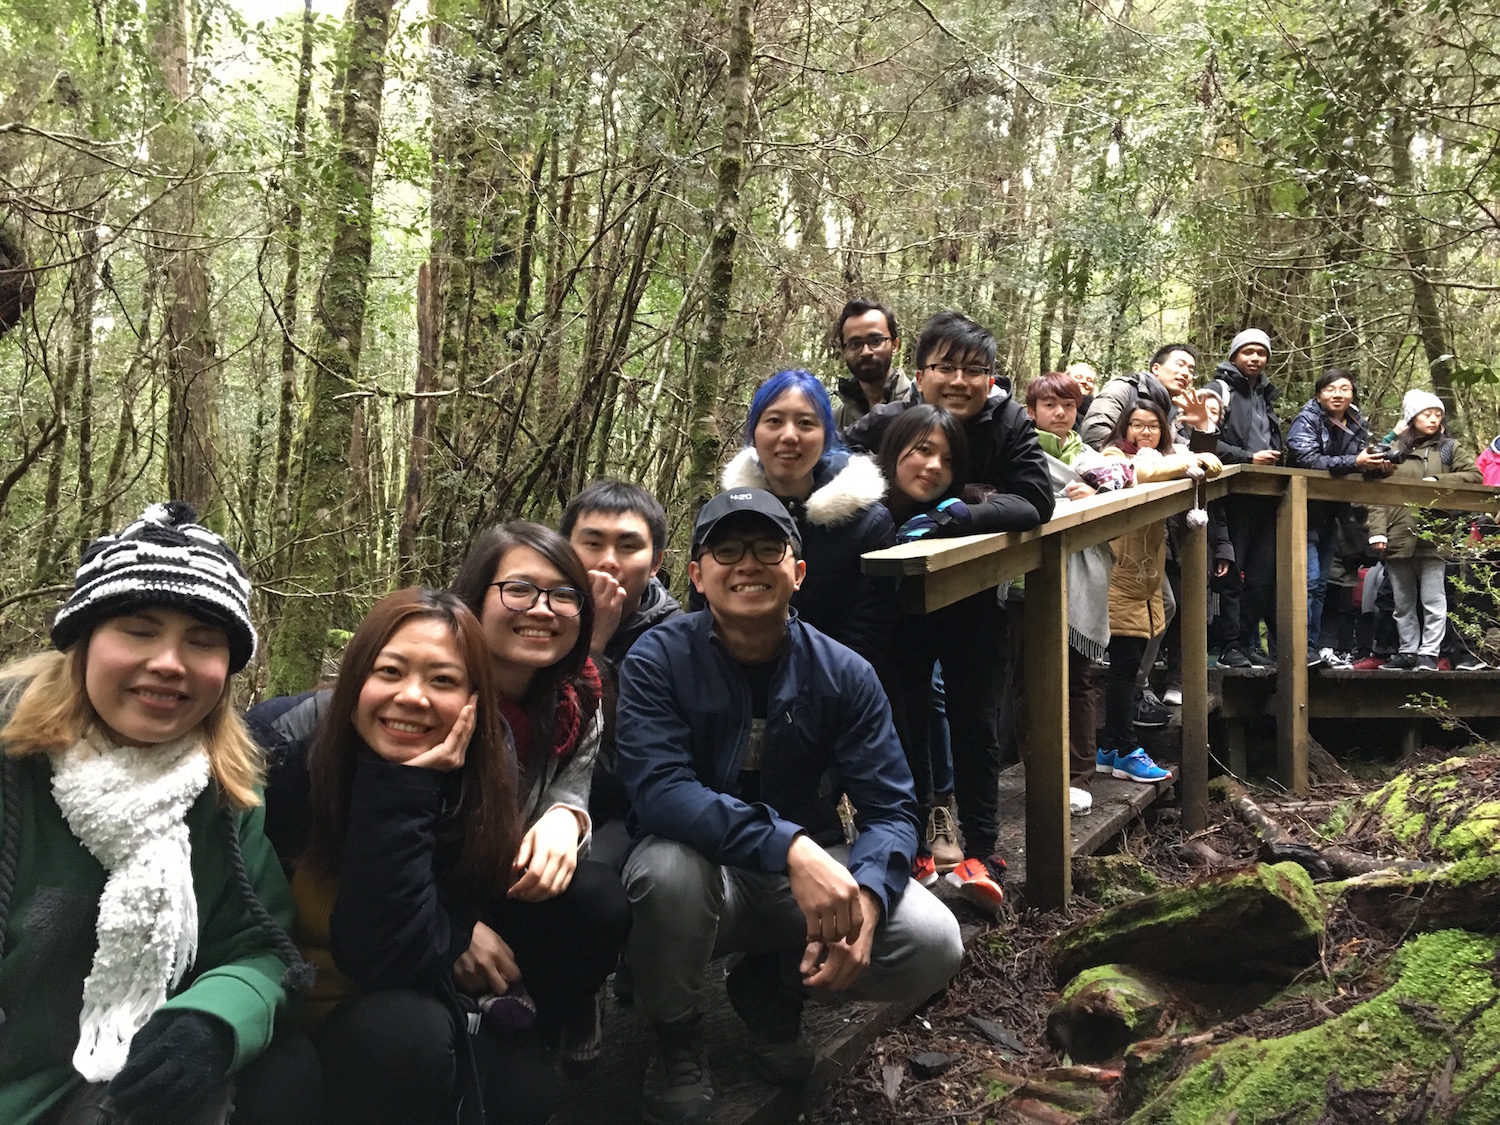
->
[1161, 686, 1183, 706]
[1318, 647, 1351, 669]
[1070, 787, 1093, 816]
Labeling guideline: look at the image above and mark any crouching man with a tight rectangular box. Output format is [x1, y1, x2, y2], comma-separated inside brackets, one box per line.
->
[617, 488, 964, 1125]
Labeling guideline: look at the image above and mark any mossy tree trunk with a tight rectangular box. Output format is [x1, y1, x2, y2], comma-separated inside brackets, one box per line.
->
[683, 0, 754, 516]
[265, 0, 396, 696]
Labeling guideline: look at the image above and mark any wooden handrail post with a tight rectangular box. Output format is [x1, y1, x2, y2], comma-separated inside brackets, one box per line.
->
[1275, 474, 1310, 793]
[1179, 510, 1209, 831]
[1024, 536, 1070, 909]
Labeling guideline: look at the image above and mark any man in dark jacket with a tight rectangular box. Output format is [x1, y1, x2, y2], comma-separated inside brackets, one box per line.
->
[562, 478, 684, 874]
[844, 310, 1052, 909]
[617, 489, 962, 1125]
[831, 298, 914, 430]
[1212, 328, 1284, 668]
[1078, 343, 1196, 450]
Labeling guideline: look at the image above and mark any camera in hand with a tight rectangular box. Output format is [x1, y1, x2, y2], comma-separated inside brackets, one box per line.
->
[1368, 442, 1406, 465]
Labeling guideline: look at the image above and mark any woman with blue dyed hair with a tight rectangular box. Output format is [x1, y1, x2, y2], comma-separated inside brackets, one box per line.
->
[717, 369, 897, 667]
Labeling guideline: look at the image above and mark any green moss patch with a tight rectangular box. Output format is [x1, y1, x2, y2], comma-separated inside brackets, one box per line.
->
[1346, 753, 1500, 862]
[1128, 930, 1500, 1124]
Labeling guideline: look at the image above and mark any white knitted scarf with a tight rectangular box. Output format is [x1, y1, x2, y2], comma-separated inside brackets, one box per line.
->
[51, 727, 210, 1082]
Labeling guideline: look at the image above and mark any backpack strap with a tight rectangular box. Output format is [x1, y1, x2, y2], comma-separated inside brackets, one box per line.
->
[0, 755, 19, 956]
[1440, 438, 1455, 471]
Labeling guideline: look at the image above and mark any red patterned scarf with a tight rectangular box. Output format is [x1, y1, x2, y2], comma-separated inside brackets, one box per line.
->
[497, 658, 601, 763]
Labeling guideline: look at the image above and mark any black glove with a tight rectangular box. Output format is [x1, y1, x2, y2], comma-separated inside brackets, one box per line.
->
[106, 1009, 235, 1122]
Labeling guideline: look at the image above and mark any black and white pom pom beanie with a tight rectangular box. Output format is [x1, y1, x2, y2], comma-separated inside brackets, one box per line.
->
[50, 502, 257, 673]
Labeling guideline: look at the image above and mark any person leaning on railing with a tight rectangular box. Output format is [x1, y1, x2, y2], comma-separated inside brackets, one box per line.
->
[1283, 369, 1395, 668]
[1366, 391, 1483, 670]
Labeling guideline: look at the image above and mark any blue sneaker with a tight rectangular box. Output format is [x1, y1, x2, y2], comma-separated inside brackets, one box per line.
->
[1112, 748, 1172, 784]
[1095, 748, 1117, 775]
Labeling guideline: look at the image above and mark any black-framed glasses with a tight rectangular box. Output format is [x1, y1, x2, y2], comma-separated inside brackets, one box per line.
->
[491, 580, 585, 617]
[842, 334, 890, 353]
[924, 361, 993, 380]
[702, 538, 791, 566]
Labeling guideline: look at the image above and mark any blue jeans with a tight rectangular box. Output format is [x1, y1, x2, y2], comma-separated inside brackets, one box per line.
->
[1307, 517, 1338, 648]
[928, 664, 954, 795]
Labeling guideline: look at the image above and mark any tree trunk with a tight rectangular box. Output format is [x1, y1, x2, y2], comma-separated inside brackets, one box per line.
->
[150, 0, 221, 523]
[70, 217, 100, 552]
[266, 0, 396, 696]
[1389, 113, 1456, 422]
[399, 262, 439, 581]
[274, 0, 316, 560]
[684, 0, 755, 514]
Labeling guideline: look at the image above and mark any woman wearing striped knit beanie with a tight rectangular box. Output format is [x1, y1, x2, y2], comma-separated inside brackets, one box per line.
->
[0, 502, 317, 1125]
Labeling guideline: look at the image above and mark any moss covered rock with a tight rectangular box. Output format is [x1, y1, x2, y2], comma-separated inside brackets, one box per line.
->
[1127, 929, 1500, 1124]
[1049, 862, 1325, 986]
[1047, 964, 1176, 1062]
[1348, 753, 1500, 862]
[1073, 854, 1165, 907]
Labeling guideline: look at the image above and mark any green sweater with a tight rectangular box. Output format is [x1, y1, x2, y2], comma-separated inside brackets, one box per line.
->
[0, 752, 295, 1124]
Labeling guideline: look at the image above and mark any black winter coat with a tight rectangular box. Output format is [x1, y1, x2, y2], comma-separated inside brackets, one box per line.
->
[704, 447, 897, 670]
[1213, 362, 1285, 465]
[844, 384, 1055, 533]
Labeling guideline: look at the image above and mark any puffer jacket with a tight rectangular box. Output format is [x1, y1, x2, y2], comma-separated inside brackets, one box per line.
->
[1103, 444, 1204, 638]
[718, 447, 896, 669]
[1367, 434, 1482, 557]
[1284, 398, 1370, 475]
[1079, 371, 1176, 451]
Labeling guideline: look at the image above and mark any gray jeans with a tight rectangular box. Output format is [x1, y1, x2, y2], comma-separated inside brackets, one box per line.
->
[622, 836, 964, 1027]
[1386, 555, 1447, 656]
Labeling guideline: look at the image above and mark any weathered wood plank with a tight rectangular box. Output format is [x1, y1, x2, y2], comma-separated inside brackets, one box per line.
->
[1024, 536, 1070, 910]
[1179, 515, 1209, 832]
[1275, 474, 1310, 793]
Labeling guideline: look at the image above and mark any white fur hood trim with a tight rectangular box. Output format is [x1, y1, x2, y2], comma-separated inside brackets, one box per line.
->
[721, 447, 887, 528]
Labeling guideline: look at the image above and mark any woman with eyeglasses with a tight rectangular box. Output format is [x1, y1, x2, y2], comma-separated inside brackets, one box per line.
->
[719, 369, 896, 671]
[448, 521, 630, 1073]
[1096, 400, 1221, 785]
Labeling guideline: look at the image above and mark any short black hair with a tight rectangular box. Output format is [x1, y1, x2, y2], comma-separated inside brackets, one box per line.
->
[877, 404, 970, 502]
[1314, 368, 1356, 397]
[835, 298, 900, 346]
[560, 479, 668, 556]
[913, 310, 997, 372]
[1149, 343, 1198, 370]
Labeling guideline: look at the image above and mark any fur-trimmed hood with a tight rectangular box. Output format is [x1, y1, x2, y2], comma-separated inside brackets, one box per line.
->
[721, 447, 888, 529]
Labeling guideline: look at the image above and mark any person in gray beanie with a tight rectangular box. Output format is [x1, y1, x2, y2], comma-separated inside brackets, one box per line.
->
[1212, 328, 1286, 668]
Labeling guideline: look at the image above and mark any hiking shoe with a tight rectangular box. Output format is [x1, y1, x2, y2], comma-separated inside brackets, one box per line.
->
[642, 1027, 714, 1125]
[1318, 647, 1350, 669]
[1070, 787, 1093, 816]
[1247, 648, 1275, 668]
[913, 854, 939, 887]
[927, 799, 964, 872]
[1161, 685, 1183, 707]
[1457, 656, 1490, 671]
[1351, 654, 1384, 670]
[1134, 692, 1170, 729]
[1218, 646, 1252, 669]
[944, 855, 1006, 917]
[1112, 748, 1173, 784]
[558, 987, 605, 1078]
[725, 953, 814, 1084]
[1415, 655, 1440, 671]
[1382, 653, 1418, 670]
[1095, 748, 1118, 775]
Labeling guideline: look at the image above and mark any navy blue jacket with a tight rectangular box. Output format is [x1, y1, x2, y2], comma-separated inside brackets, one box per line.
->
[616, 611, 918, 914]
[1284, 398, 1369, 475]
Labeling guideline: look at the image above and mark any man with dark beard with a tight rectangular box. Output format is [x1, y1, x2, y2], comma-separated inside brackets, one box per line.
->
[832, 298, 913, 430]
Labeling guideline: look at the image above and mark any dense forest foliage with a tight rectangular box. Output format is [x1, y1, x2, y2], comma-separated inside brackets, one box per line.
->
[1, 0, 1497, 692]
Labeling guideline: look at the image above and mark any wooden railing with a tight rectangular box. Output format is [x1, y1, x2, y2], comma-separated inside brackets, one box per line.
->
[862, 465, 1499, 910]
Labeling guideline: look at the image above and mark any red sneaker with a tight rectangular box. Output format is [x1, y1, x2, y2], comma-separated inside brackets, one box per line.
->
[1350, 655, 1384, 670]
[912, 854, 939, 888]
[1438, 657, 1453, 671]
[944, 856, 1006, 916]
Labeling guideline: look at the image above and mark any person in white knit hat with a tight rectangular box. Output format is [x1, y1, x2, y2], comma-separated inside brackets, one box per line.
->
[0, 502, 314, 1125]
[1211, 328, 1286, 668]
[1367, 391, 1483, 670]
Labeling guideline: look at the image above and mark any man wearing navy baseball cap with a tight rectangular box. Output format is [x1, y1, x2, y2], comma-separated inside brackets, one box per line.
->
[615, 488, 961, 1125]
